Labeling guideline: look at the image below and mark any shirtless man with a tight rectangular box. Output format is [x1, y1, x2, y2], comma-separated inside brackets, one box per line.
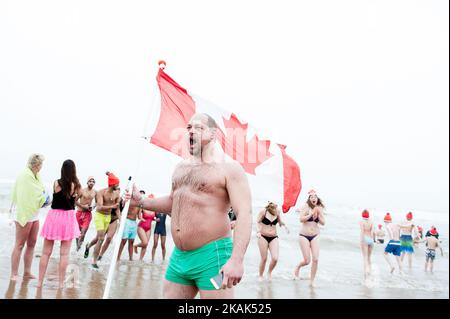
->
[126, 113, 252, 299]
[400, 212, 417, 269]
[84, 192, 122, 262]
[424, 228, 443, 273]
[88, 172, 121, 269]
[375, 224, 385, 244]
[383, 213, 403, 274]
[117, 205, 141, 261]
[75, 177, 97, 251]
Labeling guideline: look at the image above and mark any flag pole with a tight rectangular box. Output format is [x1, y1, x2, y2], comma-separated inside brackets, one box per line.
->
[102, 60, 165, 299]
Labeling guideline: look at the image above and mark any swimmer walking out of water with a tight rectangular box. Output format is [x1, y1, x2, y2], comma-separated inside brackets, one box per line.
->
[294, 189, 325, 287]
[256, 202, 289, 281]
[359, 210, 375, 280]
[400, 212, 417, 269]
[126, 113, 252, 299]
[424, 228, 443, 273]
[382, 213, 403, 274]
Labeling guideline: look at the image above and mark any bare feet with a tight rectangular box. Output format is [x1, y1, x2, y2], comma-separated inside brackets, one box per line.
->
[134, 245, 138, 254]
[36, 281, 43, 288]
[258, 276, 265, 282]
[390, 267, 395, 274]
[309, 281, 316, 288]
[10, 275, 19, 281]
[23, 273, 37, 280]
[267, 273, 272, 282]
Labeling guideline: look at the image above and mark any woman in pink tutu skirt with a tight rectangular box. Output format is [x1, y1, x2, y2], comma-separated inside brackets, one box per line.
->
[37, 160, 81, 289]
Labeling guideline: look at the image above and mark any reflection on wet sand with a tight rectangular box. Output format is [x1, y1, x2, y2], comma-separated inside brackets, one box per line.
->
[1, 254, 106, 299]
[256, 282, 274, 299]
[109, 261, 168, 299]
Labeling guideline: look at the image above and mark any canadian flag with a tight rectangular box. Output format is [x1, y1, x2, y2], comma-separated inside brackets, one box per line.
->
[148, 68, 301, 213]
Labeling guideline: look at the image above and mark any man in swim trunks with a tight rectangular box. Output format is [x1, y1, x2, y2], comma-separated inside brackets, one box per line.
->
[75, 176, 97, 251]
[98, 195, 123, 261]
[118, 205, 141, 261]
[152, 211, 167, 262]
[382, 213, 403, 274]
[400, 212, 417, 269]
[424, 228, 443, 273]
[86, 172, 121, 269]
[126, 113, 252, 299]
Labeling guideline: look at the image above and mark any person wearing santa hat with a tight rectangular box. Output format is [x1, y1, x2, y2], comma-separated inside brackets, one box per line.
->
[85, 172, 121, 269]
[424, 227, 443, 273]
[426, 225, 440, 239]
[359, 209, 375, 280]
[399, 212, 418, 269]
[75, 176, 97, 251]
[383, 213, 403, 274]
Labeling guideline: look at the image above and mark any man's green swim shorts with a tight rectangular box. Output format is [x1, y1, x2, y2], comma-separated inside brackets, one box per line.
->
[165, 237, 233, 290]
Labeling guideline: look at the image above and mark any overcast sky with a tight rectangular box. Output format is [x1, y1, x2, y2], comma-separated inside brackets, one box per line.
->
[0, 0, 448, 212]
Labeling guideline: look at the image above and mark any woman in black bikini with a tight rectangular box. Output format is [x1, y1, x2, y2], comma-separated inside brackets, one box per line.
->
[256, 202, 289, 281]
[294, 189, 325, 287]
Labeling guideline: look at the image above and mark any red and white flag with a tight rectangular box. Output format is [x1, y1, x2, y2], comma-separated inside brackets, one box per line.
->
[148, 68, 301, 212]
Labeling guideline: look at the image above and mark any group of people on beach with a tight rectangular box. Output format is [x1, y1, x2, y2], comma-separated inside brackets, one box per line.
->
[254, 192, 445, 289]
[360, 210, 443, 280]
[77, 176, 167, 269]
[7, 113, 446, 299]
[9, 154, 167, 289]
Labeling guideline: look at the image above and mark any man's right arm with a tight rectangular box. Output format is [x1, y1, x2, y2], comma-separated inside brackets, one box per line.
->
[140, 195, 173, 214]
[129, 184, 172, 214]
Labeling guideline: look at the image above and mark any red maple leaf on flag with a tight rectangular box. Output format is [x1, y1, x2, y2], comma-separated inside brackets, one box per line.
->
[216, 113, 273, 175]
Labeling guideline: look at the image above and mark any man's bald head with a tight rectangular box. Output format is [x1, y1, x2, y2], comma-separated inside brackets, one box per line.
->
[190, 113, 218, 129]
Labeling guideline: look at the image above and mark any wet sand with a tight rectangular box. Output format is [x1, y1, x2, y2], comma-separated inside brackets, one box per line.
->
[1, 209, 448, 299]
[108, 230, 449, 299]
[0, 211, 106, 299]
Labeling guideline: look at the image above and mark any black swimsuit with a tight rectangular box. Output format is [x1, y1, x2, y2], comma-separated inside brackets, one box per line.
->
[261, 216, 278, 226]
[260, 214, 279, 243]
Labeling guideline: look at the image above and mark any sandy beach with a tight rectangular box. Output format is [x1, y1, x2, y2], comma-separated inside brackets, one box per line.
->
[1, 196, 448, 299]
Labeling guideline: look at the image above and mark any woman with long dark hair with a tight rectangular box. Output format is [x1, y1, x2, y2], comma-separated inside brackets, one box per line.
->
[293, 189, 325, 287]
[37, 159, 81, 289]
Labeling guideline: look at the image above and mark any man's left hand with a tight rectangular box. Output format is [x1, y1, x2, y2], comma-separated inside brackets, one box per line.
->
[220, 258, 244, 289]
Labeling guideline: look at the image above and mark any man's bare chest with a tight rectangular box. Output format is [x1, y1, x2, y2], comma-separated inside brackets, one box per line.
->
[172, 164, 225, 193]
